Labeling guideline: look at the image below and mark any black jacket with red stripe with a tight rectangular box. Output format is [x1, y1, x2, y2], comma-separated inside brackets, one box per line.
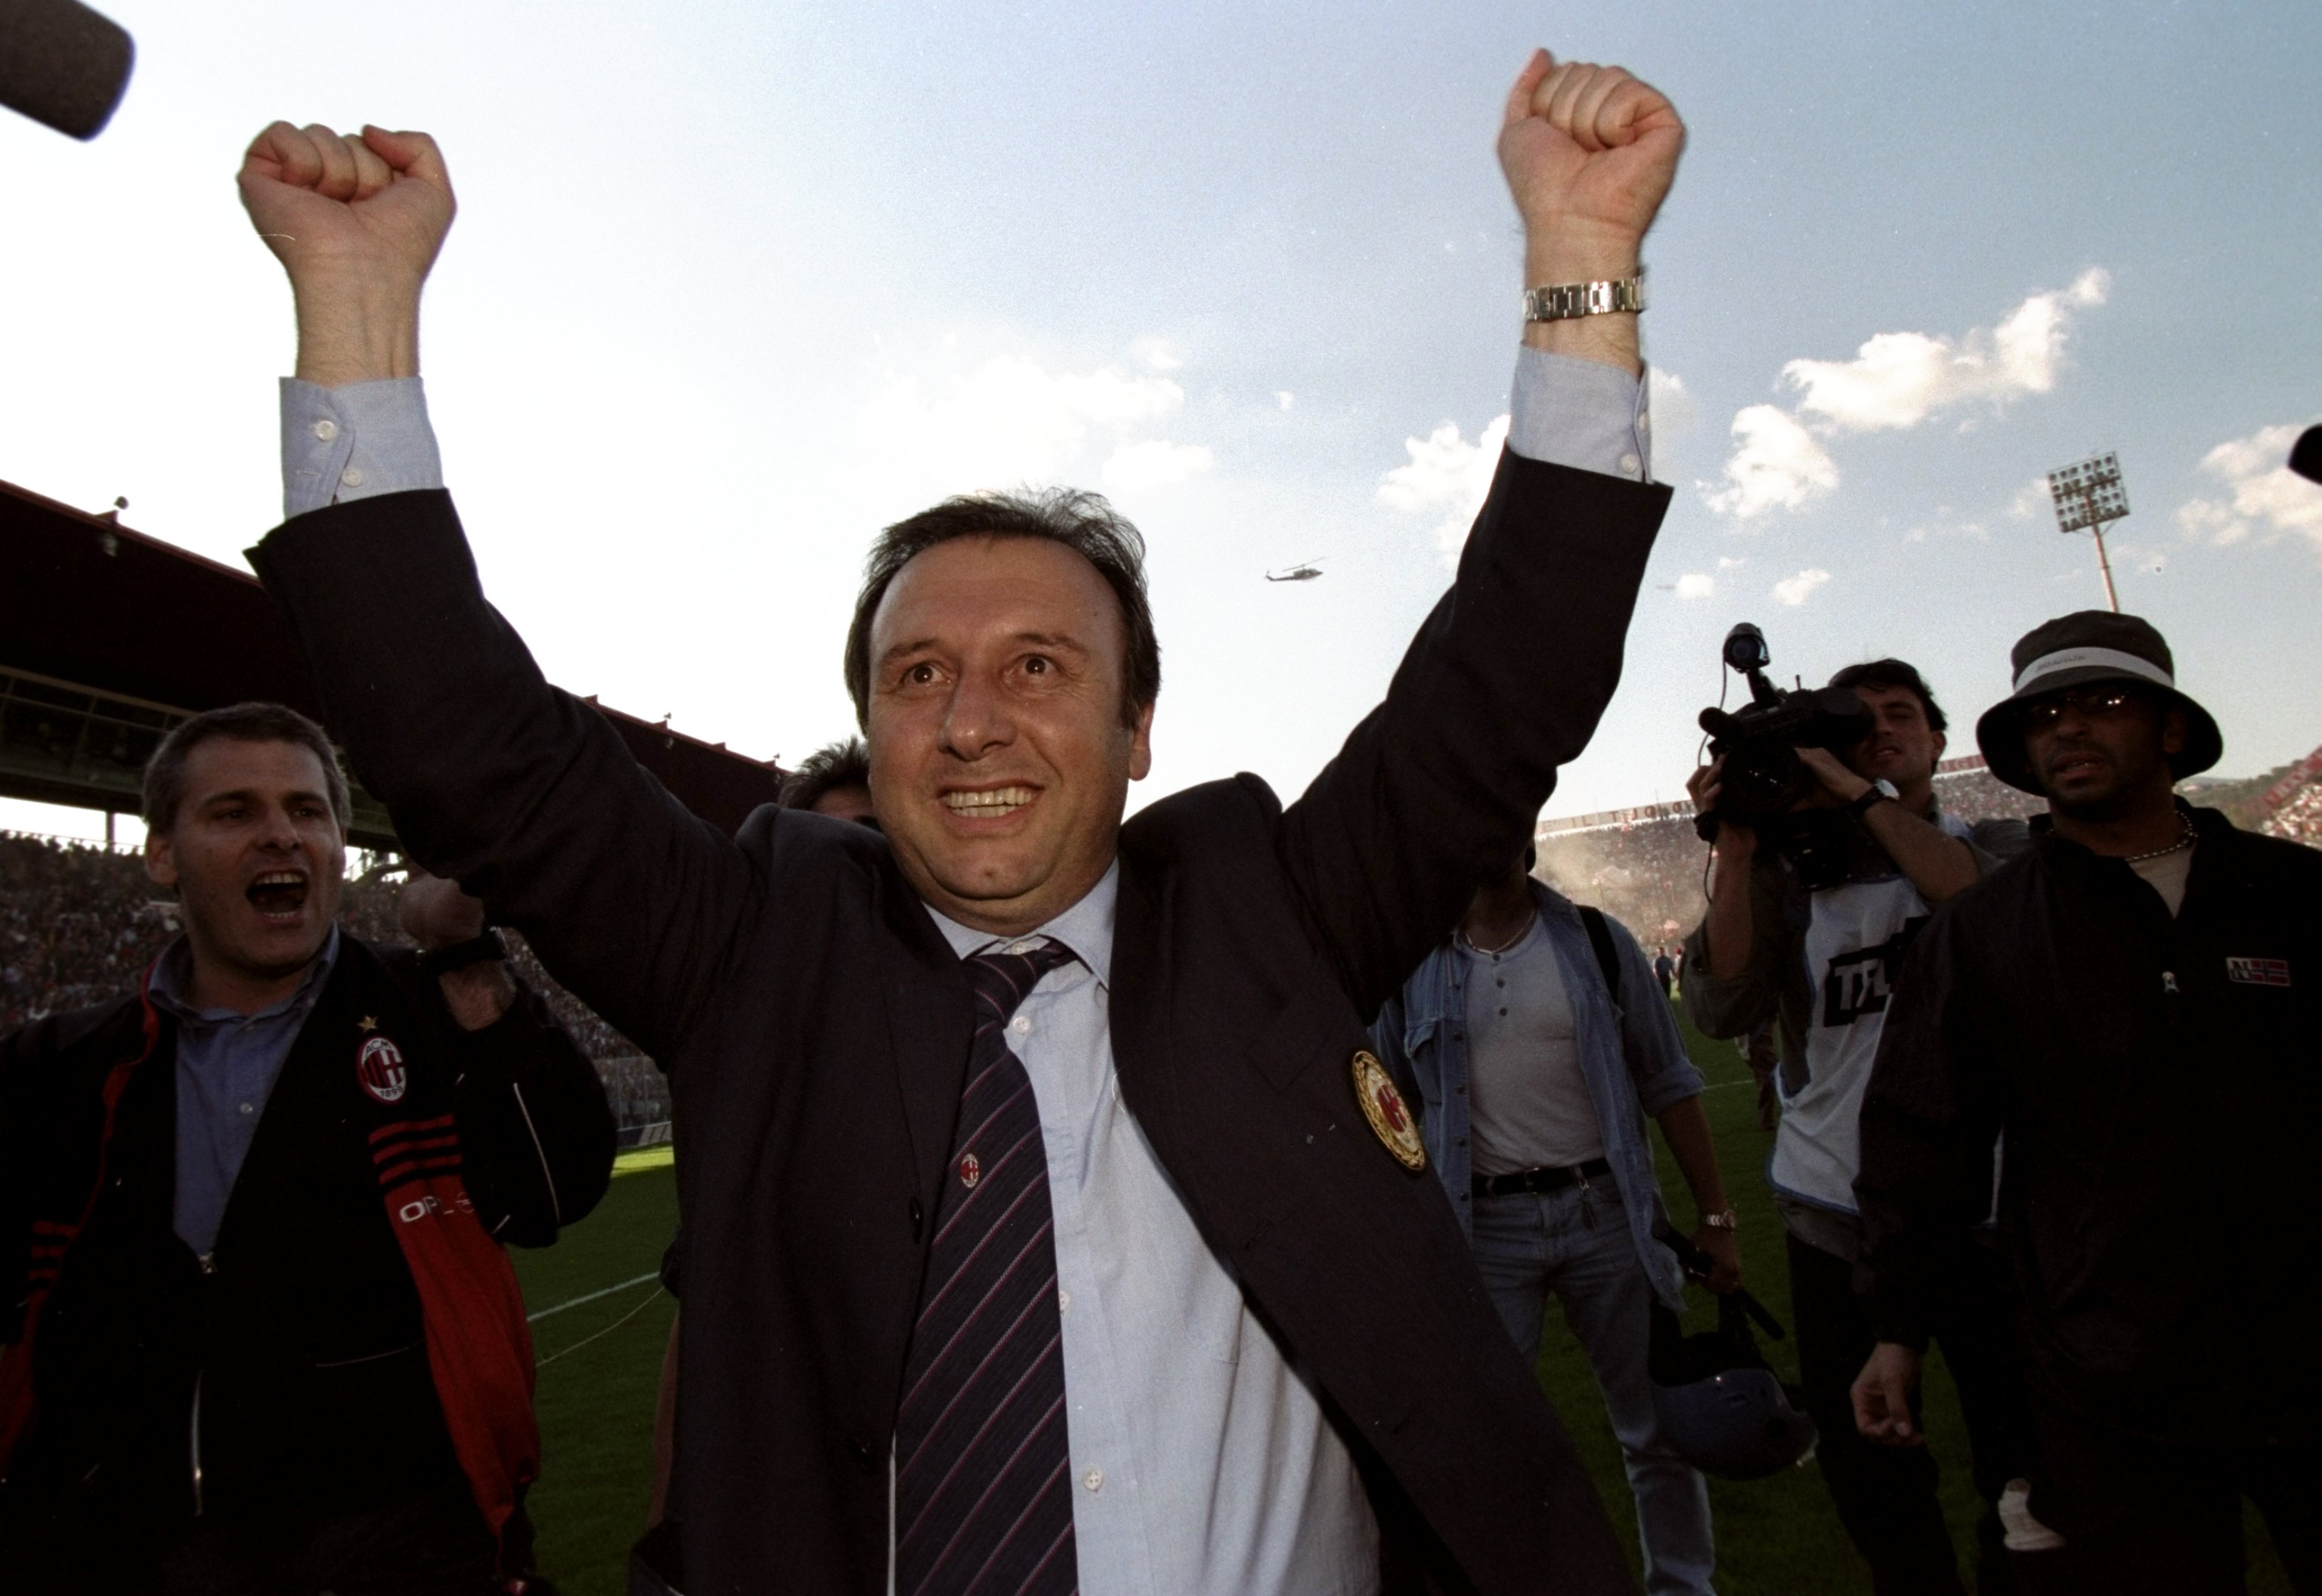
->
[0, 934, 615, 1579]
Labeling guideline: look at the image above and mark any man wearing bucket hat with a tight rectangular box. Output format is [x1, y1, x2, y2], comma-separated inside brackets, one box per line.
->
[1854, 611, 2322, 1593]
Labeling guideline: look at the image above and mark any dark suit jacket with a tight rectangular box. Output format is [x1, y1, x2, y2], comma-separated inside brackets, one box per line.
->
[252, 448, 1669, 1595]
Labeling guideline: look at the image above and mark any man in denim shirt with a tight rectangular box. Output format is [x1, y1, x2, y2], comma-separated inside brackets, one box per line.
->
[1373, 847, 1742, 1596]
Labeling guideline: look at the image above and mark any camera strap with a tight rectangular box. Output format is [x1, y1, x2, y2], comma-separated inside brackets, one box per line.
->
[1577, 905, 1623, 1005]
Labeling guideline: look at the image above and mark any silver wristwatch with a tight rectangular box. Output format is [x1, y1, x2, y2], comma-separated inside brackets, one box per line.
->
[1522, 274, 1646, 323]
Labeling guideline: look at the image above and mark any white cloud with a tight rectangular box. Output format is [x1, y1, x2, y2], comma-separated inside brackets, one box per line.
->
[1379, 413, 1512, 564]
[2008, 477, 2054, 520]
[1779, 268, 2110, 433]
[856, 342, 1194, 493]
[1772, 568, 1833, 606]
[1130, 337, 1183, 371]
[1673, 572, 1716, 600]
[1101, 438, 1215, 493]
[2175, 419, 2322, 550]
[1716, 555, 1747, 570]
[1646, 368, 1697, 475]
[1275, 391, 1296, 411]
[1701, 404, 1838, 520]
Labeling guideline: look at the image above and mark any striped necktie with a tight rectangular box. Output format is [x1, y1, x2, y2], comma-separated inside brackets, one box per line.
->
[895, 939, 1081, 1596]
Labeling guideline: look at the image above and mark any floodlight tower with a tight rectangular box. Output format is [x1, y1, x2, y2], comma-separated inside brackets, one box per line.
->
[2048, 451, 2130, 613]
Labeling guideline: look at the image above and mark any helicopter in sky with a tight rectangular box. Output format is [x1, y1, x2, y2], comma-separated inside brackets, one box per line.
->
[1265, 558, 1326, 583]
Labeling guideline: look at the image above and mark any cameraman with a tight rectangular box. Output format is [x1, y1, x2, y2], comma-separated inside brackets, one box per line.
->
[1682, 659, 2030, 1596]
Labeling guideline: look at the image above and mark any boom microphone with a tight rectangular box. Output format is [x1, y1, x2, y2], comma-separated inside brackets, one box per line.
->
[2292, 425, 2322, 487]
[0, 0, 134, 140]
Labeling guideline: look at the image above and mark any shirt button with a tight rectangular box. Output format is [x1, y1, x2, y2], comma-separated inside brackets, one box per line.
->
[1082, 1467, 1104, 1492]
[340, 466, 365, 487]
[311, 417, 339, 442]
[1058, 1288, 1071, 1313]
[1619, 452, 1642, 477]
[1636, 410, 1651, 432]
[1011, 1016, 1030, 1035]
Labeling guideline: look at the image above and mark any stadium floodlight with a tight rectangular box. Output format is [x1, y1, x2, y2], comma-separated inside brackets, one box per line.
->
[2047, 450, 2130, 612]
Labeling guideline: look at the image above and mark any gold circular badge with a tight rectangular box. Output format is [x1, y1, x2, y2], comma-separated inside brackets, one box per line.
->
[1351, 1050, 1426, 1173]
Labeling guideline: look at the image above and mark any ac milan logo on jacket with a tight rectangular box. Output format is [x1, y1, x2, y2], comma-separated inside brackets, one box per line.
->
[958, 1152, 982, 1190]
[357, 1034, 409, 1103]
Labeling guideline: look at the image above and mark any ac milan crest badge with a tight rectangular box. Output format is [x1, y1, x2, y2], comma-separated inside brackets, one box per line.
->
[357, 1034, 409, 1104]
[1351, 1049, 1426, 1173]
[958, 1152, 983, 1190]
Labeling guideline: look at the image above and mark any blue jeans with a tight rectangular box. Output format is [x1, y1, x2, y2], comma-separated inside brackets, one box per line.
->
[1471, 1179, 1716, 1596]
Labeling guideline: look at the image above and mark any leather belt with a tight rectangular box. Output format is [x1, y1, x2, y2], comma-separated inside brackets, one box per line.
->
[1471, 1158, 1612, 1200]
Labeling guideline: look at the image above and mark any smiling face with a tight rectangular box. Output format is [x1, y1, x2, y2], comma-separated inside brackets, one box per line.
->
[144, 736, 346, 1011]
[2023, 685, 2186, 819]
[1844, 684, 1946, 803]
[865, 535, 1153, 936]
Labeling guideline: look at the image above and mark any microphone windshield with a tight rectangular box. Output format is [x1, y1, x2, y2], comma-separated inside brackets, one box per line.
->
[2292, 424, 2322, 487]
[0, 0, 134, 140]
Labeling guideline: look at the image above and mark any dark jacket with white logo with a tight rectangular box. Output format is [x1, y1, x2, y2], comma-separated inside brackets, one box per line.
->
[1856, 804, 2322, 1449]
[0, 936, 615, 1582]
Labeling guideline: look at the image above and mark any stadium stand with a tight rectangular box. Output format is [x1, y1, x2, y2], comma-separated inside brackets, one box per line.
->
[0, 475, 787, 841]
[1532, 756, 2048, 947]
[0, 473, 791, 1144]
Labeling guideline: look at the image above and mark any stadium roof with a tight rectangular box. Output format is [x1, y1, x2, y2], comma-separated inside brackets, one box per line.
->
[0, 478, 785, 846]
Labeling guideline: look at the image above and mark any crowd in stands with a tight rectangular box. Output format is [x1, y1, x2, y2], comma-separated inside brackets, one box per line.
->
[2260, 775, 2322, 846]
[1534, 763, 2049, 948]
[1, 834, 670, 1132]
[0, 834, 178, 1032]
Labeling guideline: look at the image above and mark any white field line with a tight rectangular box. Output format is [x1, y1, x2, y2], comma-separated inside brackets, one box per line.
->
[528, 1269, 661, 1323]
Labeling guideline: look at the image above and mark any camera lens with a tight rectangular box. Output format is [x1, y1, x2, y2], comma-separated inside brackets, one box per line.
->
[1722, 738, 1807, 816]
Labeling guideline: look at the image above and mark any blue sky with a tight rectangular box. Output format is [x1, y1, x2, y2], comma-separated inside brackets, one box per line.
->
[4, 1, 2317, 845]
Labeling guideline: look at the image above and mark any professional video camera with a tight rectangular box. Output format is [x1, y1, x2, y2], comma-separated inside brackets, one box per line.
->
[1694, 623, 1873, 886]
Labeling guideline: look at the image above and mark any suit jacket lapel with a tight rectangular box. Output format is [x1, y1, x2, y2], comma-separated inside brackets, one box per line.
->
[1107, 844, 1179, 1168]
[872, 856, 977, 1206]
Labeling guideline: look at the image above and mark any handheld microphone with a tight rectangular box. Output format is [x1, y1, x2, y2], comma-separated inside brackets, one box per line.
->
[2292, 425, 2322, 487]
[0, 0, 134, 140]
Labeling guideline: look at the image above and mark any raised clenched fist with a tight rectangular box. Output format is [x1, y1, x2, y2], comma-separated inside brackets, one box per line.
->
[239, 122, 454, 288]
[238, 122, 454, 385]
[1498, 52, 1684, 268]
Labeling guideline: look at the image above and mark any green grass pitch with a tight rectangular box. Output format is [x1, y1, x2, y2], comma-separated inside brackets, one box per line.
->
[513, 1013, 2293, 1594]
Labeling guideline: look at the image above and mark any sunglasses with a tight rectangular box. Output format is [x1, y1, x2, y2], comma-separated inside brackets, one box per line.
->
[2019, 685, 2141, 729]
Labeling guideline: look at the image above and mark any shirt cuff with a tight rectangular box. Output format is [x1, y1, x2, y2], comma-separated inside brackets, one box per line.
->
[280, 377, 445, 520]
[1506, 346, 1651, 484]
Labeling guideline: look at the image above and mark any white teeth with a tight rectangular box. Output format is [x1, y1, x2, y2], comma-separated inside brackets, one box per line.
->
[942, 786, 1036, 815]
[253, 871, 305, 887]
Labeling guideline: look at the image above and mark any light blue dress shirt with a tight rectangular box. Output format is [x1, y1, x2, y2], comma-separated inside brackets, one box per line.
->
[147, 924, 341, 1257]
[274, 345, 1649, 1591]
[923, 865, 1376, 1594]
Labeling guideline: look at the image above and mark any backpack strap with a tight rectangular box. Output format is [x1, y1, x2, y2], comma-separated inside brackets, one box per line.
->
[1577, 905, 1623, 1004]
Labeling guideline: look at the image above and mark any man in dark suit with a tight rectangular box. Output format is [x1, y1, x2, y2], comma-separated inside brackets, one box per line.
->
[236, 48, 1685, 1596]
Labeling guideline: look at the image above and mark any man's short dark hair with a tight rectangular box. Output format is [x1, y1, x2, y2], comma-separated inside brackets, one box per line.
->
[141, 702, 351, 835]
[843, 487, 1162, 731]
[1828, 658, 1948, 735]
[779, 737, 872, 811]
